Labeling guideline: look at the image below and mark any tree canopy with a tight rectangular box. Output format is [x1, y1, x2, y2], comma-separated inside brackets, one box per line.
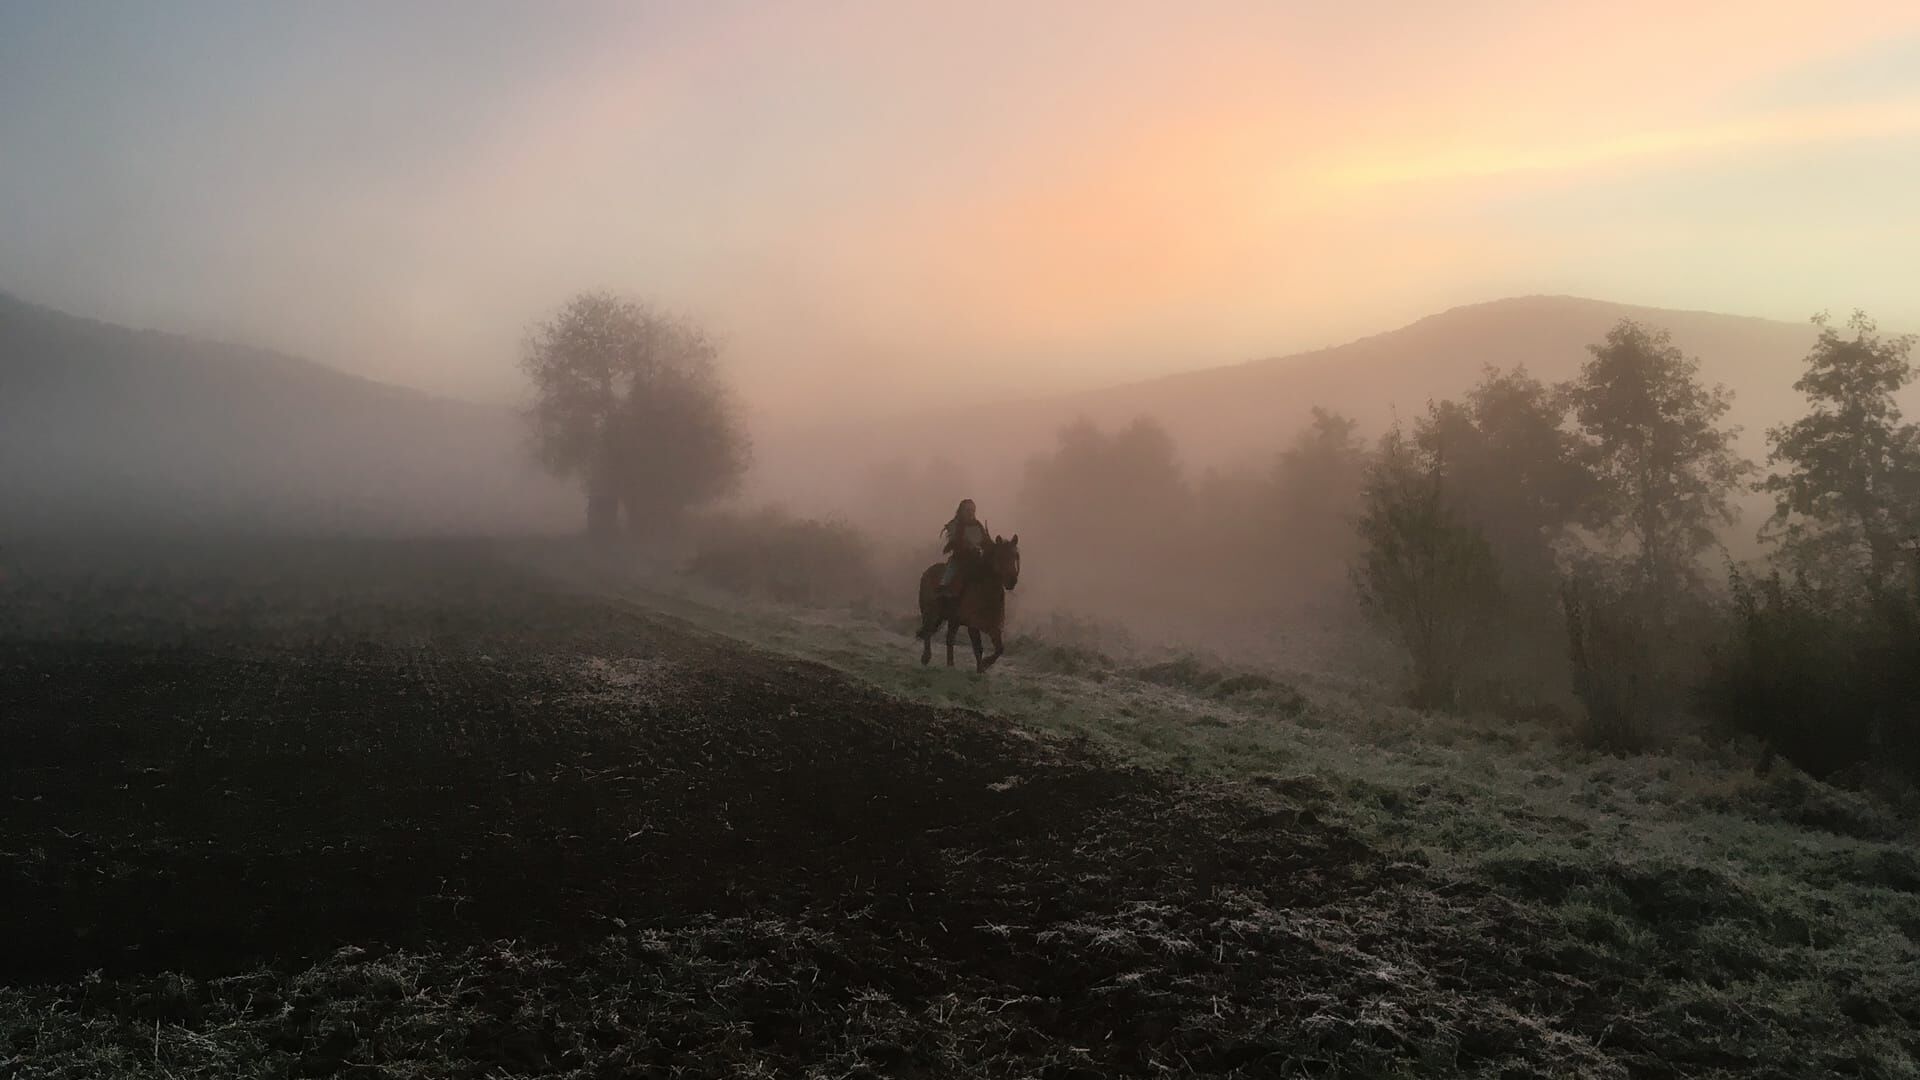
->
[1762, 311, 1920, 588]
[1565, 320, 1748, 597]
[521, 292, 749, 531]
[1352, 423, 1503, 710]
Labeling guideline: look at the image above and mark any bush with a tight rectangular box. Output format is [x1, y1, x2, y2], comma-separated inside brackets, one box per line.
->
[1561, 566, 1717, 751]
[686, 508, 878, 607]
[1700, 569, 1920, 784]
[1562, 571, 1662, 751]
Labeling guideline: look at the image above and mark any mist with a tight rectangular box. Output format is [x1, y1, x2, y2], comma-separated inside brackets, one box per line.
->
[15, 5, 1920, 1075]
[6, 2, 1920, 420]
[6, 2, 1918, 553]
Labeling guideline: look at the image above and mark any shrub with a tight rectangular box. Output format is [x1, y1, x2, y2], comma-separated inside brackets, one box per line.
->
[1562, 570, 1662, 751]
[1700, 568, 1920, 784]
[686, 507, 878, 607]
[1561, 563, 1724, 752]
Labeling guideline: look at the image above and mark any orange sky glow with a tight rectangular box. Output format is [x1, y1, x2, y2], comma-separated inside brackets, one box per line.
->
[3, 1, 1917, 422]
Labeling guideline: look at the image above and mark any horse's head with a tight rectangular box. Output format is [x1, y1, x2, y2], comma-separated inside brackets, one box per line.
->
[990, 533, 1020, 591]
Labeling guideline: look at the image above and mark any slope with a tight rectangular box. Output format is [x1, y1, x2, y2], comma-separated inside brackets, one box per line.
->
[0, 294, 572, 535]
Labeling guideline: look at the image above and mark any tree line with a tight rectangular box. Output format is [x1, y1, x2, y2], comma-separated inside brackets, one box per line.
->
[1011, 312, 1920, 781]
[520, 289, 1920, 783]
[1356, 313, 1919, 781]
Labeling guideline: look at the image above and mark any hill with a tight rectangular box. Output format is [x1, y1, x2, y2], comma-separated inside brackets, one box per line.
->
[758, 296, 1901, 524]
[0, 294, 573, 535]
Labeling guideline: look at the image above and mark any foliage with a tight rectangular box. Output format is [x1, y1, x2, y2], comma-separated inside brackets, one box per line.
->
[1406, 369, 1595, 707]
[1762, 311, 1920, 590]
[685, 506, 878, 606]
[1269, 406, 1373, 589]
[1701, 565, 1920, 783]
[1561, 564, 1670, 750]
[521, 292, 749, 531]
[1019, 416, 1189, 537]
[1015, 416, 1192, 602]
[1418, 366, 1594, 578]
[1565, 321, 1749, 599]
[1352, 425, 1503, 711]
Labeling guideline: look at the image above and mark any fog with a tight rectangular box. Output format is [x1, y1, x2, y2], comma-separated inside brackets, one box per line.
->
[19, 12, 1920, 1068]
[6, 2, 1920, 665]
[6, 3, 1920, 416]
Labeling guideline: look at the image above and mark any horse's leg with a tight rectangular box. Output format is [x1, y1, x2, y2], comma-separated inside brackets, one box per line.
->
[918, 602, 941, 663]
[945, 622, 959, 667]
[968, 627, 985, 672]
[983, 626, 1005, 670]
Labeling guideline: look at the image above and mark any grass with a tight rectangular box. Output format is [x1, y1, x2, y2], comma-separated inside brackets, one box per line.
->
[5, 538, 1919, 1077]
[546, 550, 1920, 1077]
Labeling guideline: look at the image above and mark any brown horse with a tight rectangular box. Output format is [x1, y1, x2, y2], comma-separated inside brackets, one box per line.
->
[917, 534, 1020, 671]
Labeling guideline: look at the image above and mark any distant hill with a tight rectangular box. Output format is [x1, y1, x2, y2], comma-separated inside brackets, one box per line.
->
[7, 293, 1899, 541]
[758, 296, 1905, 523]
[0, 294, 573, 535]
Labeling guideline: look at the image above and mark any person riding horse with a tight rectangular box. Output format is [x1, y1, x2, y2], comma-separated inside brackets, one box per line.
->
[917, 501, 1020, 670]
[938, 499, 988, 610]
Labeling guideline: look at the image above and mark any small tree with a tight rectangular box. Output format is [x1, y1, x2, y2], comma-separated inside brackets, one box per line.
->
[1566, 320, 1749, 603]
[1410, 369, 1594, 708]
[522, 293, 749, 537]
[1015, 415, 1192, 604]
[1352, 424, 1502, 711]
[1269, 406, 1373, 592]
[1018, 415, 1190, 555]
[1762, 311, 1920, 590]
[1416, 366, 1593, 579]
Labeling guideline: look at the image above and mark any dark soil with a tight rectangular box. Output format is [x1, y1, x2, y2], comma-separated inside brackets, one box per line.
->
[0, 539, 1861, 1077]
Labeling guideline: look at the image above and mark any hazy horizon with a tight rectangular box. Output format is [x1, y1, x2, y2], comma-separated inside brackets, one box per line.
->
[6, 2, 1920, 425]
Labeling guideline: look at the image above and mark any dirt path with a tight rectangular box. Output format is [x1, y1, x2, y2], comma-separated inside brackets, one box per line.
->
[2, 541, 1643, 1076]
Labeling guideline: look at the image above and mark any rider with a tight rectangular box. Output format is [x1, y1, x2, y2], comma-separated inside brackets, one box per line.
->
[939, 499, 988, 602]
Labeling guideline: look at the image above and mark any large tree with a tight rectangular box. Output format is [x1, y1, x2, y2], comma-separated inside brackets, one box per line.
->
[1762, 311, 1920, 589]
[522, 292, 749, 536]
[1566, 320, 1748, 600]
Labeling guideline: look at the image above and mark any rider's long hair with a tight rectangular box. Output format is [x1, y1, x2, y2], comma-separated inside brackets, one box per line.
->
[941, 499, 976, 540]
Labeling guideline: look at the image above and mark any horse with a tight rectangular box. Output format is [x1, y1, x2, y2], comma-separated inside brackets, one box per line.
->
[916, 533, 1020, 671]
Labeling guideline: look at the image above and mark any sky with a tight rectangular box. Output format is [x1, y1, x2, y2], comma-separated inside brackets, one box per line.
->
[3, 1, 1919, 423]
